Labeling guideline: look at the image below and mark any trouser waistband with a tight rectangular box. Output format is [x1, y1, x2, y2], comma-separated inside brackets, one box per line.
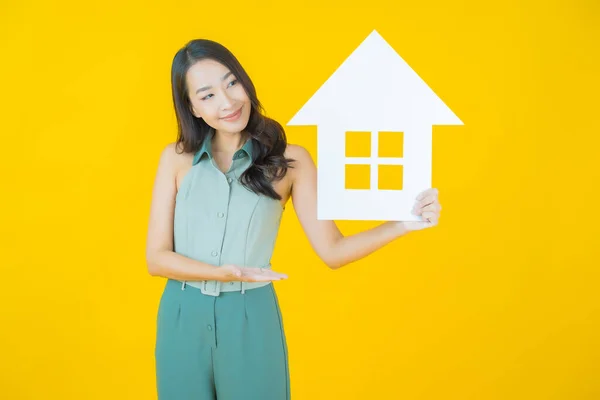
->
[179, 279, 271, 296]
[178, 263, 274, 296]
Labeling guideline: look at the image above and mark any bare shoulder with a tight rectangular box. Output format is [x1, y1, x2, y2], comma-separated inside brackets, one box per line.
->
[285, 143, 315, 168]
[158, 142, 194, 190]
[160, 142, 193, 169]
[283, 143, 317, 197]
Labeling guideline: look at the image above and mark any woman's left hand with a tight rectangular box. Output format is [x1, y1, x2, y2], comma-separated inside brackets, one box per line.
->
[400, 188, 442, 232]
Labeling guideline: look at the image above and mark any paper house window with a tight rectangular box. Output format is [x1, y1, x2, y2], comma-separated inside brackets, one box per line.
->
[345, 131, 404, 191]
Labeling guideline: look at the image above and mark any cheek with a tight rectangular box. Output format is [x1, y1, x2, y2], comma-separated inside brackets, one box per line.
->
[234, 86, 250, 103]
[195, 102, 217, 120]
[191, 100, 203, 116]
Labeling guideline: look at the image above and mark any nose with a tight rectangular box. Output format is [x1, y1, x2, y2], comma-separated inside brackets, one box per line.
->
[220, 90, 233, 110]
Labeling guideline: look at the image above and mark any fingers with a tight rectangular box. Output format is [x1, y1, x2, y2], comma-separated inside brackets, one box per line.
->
[413, 202, 441, 215]
[413, 188, 441, 217]
[411, 189, 441, 229]
[421, 211, 438, 225]
[415, 189, 439, 207]
[412, 199, 441, 215]
[416, 187, 438, 201]
[240, 267, 288, 282]
[244, 267, 288, 278]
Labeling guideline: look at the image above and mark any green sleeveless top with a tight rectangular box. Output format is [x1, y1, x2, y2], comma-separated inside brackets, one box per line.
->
[173, 132, 285, 294]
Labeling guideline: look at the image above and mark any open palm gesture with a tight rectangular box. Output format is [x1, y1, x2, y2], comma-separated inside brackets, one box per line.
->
[220, 264, 288, 282]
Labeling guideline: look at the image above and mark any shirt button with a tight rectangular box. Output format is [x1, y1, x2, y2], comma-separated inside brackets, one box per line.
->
[207, 325, 212, 331]
[211, 251, 218, 256]
[217, 212, 224, 218]
[227, 177, 233, 183]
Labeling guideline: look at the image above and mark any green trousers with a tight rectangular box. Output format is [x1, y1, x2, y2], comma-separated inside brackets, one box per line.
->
[154, 279, 290, 399]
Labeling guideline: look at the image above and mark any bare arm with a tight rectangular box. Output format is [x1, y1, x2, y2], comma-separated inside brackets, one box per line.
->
[289, 145, 411, 270]
[145, 143, 226, 281]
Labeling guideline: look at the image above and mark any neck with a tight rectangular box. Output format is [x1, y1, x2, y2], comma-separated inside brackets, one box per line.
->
[212, 130, 248, 154]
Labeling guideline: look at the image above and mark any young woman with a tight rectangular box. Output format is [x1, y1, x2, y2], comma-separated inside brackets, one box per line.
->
[145, 39, 441, 400]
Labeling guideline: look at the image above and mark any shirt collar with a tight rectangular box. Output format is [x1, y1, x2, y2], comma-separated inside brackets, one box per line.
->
[192, 131, 254, 165]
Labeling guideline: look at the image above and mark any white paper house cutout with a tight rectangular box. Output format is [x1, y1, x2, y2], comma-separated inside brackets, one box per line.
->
[287, 29, 463, 221]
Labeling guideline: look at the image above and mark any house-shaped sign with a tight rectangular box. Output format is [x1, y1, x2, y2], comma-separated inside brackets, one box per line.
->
[287, 29, 463, 221]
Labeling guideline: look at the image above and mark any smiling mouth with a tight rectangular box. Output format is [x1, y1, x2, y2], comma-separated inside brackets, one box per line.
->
[221, 106, 242, 120]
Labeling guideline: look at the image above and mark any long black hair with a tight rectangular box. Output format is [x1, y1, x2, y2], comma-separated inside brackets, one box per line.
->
[170, 39, 295, 200]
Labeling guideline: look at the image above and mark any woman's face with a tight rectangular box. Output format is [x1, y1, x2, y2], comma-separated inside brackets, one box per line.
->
[186, 59, 251, 134]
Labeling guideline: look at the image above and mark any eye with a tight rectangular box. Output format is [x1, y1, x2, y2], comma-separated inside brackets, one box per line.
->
[228, 79, 238, 88]
[201, 93, 213, 101]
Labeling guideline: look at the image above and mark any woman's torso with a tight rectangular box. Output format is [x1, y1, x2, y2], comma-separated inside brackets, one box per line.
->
[173, 135, 291, 270]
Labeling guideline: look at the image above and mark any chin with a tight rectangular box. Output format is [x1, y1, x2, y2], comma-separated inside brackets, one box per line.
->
[219, 120, 249, 134]
[230, 110, 251, 128]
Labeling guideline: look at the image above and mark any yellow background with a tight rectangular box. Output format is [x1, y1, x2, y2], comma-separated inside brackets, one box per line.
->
[1, 0, 599, 399]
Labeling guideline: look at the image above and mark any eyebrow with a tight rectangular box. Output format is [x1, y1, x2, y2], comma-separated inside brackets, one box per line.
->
[195, 71, 234, 95]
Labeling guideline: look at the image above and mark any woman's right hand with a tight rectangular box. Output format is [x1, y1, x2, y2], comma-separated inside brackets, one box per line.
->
[219, 264, 288, 282]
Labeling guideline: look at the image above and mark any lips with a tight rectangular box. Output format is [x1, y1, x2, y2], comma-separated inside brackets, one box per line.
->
[221, 106, 242, 120]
